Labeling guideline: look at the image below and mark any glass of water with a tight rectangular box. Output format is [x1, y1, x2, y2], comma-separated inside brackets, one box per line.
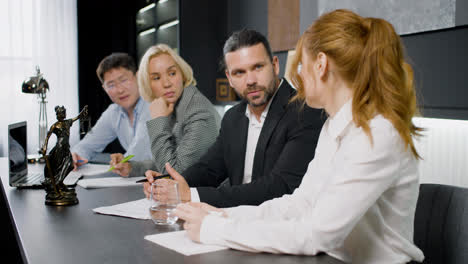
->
[149, 181, 180, 225]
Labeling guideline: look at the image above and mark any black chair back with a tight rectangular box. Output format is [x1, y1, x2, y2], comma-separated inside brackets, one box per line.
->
[413, 183, 468, 264]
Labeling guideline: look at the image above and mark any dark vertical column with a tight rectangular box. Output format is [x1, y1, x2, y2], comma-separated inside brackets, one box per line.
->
[401, 26, 468, 119]
[77, 0, 138, 152]
[226, 0, 268, 36]
[456, 0, 468, 26]
[179, 0, 228, 102]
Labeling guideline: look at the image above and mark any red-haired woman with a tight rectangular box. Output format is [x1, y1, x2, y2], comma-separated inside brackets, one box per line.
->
[175, 9, 424, 264]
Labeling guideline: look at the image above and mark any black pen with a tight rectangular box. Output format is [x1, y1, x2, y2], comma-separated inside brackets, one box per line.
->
[135, 174, 171, 183]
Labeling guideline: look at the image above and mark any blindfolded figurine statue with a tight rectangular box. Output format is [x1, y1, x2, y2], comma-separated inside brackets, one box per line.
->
[40, 105, 88, 206]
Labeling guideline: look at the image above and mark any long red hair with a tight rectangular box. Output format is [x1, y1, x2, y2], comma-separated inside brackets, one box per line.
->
[290, 9, 422, 158]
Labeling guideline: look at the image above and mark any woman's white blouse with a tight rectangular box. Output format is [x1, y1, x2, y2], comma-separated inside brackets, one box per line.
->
[200, 101, 424, 264]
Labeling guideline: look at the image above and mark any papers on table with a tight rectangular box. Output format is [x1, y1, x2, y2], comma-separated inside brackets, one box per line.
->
[64, 164, 110, 185]
[93, 198, 228, 256]
[78, 176, 145, 189]
[64, 171, 83, 186]
[75, 163, 110, 175]
[145, 231, 228, 256]
[93, 198, 151, 219]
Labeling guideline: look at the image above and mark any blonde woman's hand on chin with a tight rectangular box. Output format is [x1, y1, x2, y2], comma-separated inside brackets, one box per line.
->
[149, 97, 175, 118]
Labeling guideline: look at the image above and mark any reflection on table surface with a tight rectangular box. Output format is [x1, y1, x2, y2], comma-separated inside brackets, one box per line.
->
[0, 158, 344, 264]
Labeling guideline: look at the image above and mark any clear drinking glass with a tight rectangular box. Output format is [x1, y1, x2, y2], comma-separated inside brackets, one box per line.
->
[149, 181, 180, 225]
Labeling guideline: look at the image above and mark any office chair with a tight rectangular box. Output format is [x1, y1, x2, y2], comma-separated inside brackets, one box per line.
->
[413, 183, 468, 264]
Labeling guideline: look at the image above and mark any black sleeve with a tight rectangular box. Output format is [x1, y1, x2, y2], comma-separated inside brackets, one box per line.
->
[197, 106, 324, 207]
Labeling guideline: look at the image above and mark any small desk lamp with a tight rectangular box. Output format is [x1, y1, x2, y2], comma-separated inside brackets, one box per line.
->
[22, 66, 49, 153]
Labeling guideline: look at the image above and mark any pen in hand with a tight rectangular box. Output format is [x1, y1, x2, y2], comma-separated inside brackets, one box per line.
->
[108, 154, 135, 172]
[135, 174, 171, 183]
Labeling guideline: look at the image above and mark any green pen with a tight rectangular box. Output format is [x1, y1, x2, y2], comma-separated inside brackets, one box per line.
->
[108, 154, 135, 172]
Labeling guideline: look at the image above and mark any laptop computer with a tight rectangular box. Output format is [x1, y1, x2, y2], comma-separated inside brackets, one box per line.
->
[8, 121, 44, 188]
[8, 121, 85, 188]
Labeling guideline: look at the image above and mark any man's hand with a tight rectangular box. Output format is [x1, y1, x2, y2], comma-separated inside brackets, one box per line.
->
[142, 163, 191, 202]
[72, 152, 88, 171]
[149, 97, 174, 118]
[110, 153, 132, 177]
[175, 202, 227, 242]
[164, 163, 191, 202]
[143, 170, 164, 198]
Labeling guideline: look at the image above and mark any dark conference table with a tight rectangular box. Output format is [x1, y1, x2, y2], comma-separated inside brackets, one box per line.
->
[0, 158, 344, 264]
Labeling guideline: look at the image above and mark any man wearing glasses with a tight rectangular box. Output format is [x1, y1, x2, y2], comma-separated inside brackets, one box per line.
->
[71, 53, 152, 169]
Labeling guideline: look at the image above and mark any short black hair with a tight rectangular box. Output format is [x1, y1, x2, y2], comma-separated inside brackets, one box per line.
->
[221, 29, 273, 70]
[96, 53, 137, 83]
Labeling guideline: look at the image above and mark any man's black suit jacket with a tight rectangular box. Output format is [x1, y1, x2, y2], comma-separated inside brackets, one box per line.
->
[182, 80, 325, 207]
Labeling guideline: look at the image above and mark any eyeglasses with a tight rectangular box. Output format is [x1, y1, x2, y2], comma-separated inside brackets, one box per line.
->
[102, 75, 132, 90]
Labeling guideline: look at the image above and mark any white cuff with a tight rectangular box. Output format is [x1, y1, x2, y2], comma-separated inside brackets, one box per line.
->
[200, 213, 228, 245]
[190, 187, 200, 202]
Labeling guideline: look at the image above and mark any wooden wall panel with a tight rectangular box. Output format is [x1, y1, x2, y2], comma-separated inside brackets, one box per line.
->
[268, 0, 300, 52]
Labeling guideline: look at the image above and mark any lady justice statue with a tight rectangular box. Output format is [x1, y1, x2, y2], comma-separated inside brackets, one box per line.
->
[40, 105, 88, 206]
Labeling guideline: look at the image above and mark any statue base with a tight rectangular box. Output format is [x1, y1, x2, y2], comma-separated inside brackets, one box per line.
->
[44, 188, 79, 206]
[45, 197, 79, 206]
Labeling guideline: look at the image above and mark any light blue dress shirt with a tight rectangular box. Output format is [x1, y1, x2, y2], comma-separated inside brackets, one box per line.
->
[71, 97, 152, 161]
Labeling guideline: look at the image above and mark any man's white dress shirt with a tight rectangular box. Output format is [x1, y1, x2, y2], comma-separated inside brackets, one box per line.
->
[199, 100, 425, 264]
[242, 100, 271, 184]
[190, 82, 279, 202]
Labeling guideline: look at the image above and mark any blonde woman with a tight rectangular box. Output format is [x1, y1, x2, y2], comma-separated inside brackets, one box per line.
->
[111, 44, 220, 177]
[175, 9, 425, 263]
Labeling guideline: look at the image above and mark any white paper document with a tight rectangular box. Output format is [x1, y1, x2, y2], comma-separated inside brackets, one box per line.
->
[93, 198, 151, 219]
[145, 231, 228, 256]
[63, 171, 83, 185]
[77, 176, 145, 189]
[75, 163, 110, 175]
[63, 164, 110, 185]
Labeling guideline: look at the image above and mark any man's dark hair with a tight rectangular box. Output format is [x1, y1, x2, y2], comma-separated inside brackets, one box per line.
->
[221, 29, 273, 70]
[96, 53, 137, 83]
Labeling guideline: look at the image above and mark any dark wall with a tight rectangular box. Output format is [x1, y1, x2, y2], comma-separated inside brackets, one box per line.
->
[226, 0, 290, 78]
[77, 0, 138, 152]
[228, 1, 468, 120]
[227, 0, 268, 35]
[77, 0, 138, 125]
[77, 1, 468, 120]
[77, 0, 267, 113]
[136, 0, 179, 62]
[402, 26, 468, 120]
[78, 0, 228, 109]
[179, 0, 228, 102]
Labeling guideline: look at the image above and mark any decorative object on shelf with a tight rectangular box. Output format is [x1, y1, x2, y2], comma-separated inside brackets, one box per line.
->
[22, 66, 50, 154]
[40, 105, 88, 206]
[216, 78, 237, 102]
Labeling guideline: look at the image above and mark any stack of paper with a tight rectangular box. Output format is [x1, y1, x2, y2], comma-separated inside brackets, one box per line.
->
[64, 171, 83, 185]
[64, 164, 110, 185]
[93, 198, 228, 256]
[93, 198, 151, 219]
[78, 176, 145, 189]
[145, 231, 228, 256]
[76, 163, 110, 175]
